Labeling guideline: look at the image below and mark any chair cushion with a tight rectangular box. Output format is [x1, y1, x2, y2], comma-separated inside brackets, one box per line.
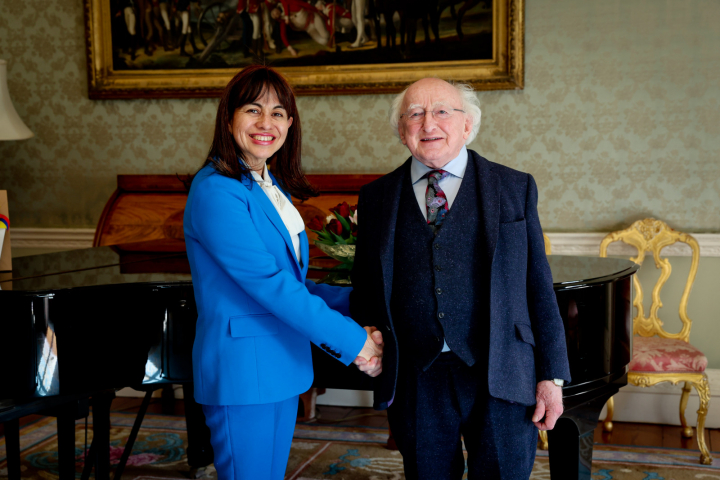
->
[629, 336, 708, 373]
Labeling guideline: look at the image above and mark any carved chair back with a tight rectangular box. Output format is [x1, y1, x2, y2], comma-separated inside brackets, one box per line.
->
[599, 218, 699, 342]
[543, 233, 551, 255]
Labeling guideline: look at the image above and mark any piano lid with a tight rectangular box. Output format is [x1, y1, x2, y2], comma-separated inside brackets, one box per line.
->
[548, 256, 638, 288]
[0, 240, 191, 293]
[1, 244, 638, 293]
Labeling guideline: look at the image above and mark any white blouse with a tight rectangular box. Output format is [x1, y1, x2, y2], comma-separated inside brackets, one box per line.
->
[251, 165, 306, 265]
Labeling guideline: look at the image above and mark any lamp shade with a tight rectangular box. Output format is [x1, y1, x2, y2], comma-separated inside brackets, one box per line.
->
[0, 59, 33, 141]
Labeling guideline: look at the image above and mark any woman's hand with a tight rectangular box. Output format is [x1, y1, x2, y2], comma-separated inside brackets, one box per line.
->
[354, 327, 384, 377]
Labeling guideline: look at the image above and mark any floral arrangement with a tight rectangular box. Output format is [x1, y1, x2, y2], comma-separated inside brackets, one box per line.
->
[308, 202, 358, 280]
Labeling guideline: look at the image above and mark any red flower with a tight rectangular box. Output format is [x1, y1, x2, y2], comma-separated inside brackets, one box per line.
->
[327, 219, 343, 235]
[307, 215, 325, 231]
[330, 202, 351, 218]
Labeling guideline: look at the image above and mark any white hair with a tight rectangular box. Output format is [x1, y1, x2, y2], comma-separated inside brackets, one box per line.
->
[388, 80, 482, 144]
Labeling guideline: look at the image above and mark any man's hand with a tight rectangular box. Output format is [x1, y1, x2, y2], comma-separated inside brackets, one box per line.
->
[532, 380, 564, 430]
[353, 327, 383, 377]
[287, 45, 298, 56]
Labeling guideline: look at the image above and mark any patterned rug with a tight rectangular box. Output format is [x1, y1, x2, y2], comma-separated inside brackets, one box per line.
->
[0, 412, 718, 479]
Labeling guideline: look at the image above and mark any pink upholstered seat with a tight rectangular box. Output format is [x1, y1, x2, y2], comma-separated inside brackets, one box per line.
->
[629, 336, 708, 373]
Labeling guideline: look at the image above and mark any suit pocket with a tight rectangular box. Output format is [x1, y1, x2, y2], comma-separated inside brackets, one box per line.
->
[229, 313, 279, 337]
[498, 218, 527, 240]
[515, 323, 535, 347]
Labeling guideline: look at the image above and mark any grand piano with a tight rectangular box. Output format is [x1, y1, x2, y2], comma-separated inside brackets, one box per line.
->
[0, 241, 638, 480]
[0, 243, 209, 480]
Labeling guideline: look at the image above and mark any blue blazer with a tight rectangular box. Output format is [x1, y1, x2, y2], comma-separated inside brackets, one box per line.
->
[184, 165, 367, 406]
[350, 151, 571, 409]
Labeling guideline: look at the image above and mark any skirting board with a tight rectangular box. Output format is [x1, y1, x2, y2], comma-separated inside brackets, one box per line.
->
[11, 228, 95, 249]
[117, 369, 719, 428]
[117, 385, 184, 399]
[10, 229, 720, 257]
[548, 233, 720, 257]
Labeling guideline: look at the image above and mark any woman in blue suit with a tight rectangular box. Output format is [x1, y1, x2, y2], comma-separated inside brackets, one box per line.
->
[184, 65, 383, 480]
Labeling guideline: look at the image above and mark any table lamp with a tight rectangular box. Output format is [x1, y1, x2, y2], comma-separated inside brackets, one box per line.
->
[0, 59, 33, 141]
[0, 58, 34, 273]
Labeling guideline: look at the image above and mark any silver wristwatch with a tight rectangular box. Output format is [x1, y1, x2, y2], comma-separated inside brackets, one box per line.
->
[552, 379, 564, 387]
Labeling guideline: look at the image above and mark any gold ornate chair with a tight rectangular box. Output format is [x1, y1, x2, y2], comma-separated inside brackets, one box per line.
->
[600, 218, 710, 465]
[543, 233, 551, 256]
[538, 232, 551, 450]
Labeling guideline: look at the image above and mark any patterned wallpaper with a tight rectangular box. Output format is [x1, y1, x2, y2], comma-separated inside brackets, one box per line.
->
[0, 0, 719, 231]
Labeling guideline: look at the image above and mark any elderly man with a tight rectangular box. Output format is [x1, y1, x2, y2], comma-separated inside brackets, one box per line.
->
[349, 78, 571, 479]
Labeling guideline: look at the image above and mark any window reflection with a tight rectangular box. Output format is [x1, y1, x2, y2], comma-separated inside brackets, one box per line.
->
[143, 309, 167, 383]
[36, 327, 59, 396]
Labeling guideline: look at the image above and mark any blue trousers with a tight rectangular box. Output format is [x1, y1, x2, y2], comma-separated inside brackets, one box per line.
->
[202, 396, 299, 480]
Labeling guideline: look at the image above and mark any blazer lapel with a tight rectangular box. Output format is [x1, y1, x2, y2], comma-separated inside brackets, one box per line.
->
[300, 230, 309, 278]
[242, 174, 302, 280]
[379, 160, 410, 317]
[473, 152, 499, 266]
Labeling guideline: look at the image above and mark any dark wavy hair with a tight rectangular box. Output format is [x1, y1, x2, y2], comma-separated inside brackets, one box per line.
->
[199, 65, 317, 200]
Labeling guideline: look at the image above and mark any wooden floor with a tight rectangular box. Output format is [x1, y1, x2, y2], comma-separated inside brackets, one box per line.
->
[3, 397, 719, 453]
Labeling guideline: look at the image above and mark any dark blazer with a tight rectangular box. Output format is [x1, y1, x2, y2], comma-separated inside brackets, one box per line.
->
[350, 150, 571, 409]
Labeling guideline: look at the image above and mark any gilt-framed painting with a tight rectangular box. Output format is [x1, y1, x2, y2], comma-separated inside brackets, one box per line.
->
[85, 0, 523, 99]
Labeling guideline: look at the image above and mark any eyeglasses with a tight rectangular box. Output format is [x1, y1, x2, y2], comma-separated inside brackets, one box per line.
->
[400, 107, 465, 124]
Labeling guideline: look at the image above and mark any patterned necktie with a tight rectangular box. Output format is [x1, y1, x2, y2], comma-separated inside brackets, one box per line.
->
[424, 169, 450, 229]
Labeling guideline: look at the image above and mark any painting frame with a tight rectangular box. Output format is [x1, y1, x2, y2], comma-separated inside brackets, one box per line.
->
[84, 0, 523, 99]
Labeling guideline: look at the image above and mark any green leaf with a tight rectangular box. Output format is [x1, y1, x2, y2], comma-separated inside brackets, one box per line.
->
[330, 231, 347, 244]
[313, 230, 334, 243]
[334, 211, 353, 234]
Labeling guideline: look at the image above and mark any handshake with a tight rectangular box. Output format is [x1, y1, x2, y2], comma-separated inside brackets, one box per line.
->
[353, 326, 384, 377]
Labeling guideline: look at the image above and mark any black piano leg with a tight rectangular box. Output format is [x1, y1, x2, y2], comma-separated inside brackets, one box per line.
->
[547, 395, 610, 480]
[547, 419, 593, 479]
[57, 403, 77, 480]
[92, 391, 115, 480]
[113, 390, 154, 480]
[161, 385, 175, 415]
[183, 384, 214, 470]
[4, 419, 21, 480]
